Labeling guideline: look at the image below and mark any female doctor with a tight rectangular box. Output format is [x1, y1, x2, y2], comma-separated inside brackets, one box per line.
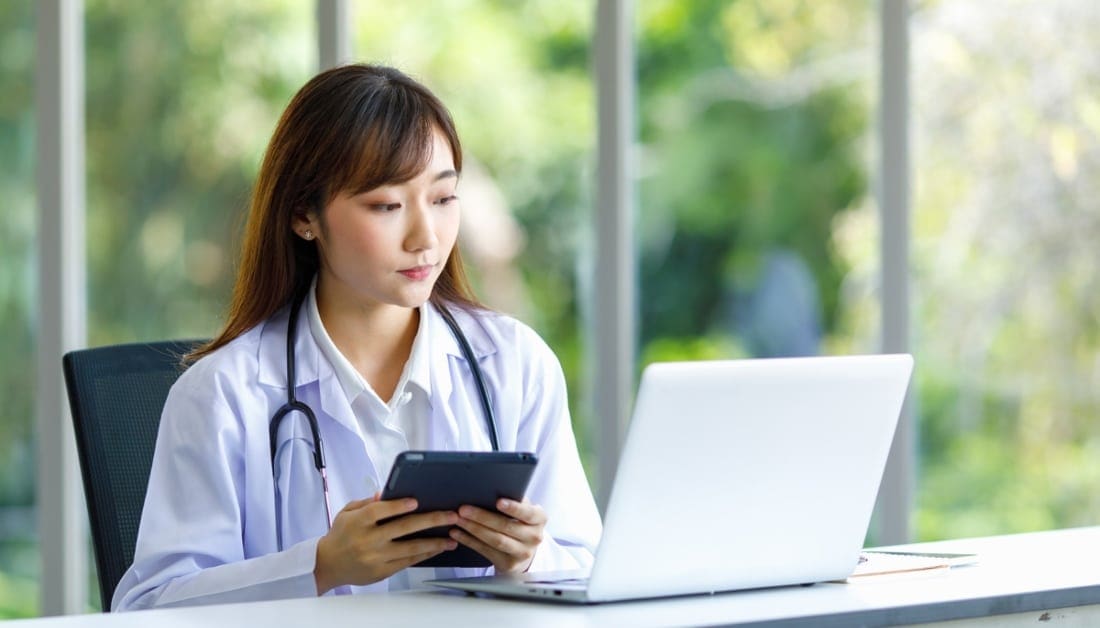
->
[112, 64, 602, 611]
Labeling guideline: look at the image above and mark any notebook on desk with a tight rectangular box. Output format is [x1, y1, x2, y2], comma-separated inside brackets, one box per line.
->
[428, 354, 914, 603]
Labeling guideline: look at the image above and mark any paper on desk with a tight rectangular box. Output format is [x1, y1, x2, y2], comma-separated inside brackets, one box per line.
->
[838, 551, 955, 583]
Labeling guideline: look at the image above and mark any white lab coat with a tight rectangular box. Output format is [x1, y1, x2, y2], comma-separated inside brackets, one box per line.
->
[113, 303, 602, 610]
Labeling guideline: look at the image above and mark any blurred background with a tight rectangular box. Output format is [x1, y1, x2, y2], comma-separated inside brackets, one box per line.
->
[4, 0, 1100, 616]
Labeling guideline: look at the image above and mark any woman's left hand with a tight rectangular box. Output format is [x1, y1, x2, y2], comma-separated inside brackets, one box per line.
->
[451, 498, 547, 574]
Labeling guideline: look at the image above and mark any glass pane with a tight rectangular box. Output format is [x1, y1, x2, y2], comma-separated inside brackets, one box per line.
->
[86, 1, 313, 345]
[636, 2, 876, 365]
[0, 2, 37, 620]
[352, 3, 597, 469]
[913, 0, 1100, 539]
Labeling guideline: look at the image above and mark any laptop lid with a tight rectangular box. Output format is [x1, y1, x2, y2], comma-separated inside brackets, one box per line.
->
[585, 354, 913, 602]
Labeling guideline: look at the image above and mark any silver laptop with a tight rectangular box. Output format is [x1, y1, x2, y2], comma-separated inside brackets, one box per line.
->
[428, 354, 913, 603]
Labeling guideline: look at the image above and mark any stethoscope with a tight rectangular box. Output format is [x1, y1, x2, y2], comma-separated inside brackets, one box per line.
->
[268, 287, 499, 539]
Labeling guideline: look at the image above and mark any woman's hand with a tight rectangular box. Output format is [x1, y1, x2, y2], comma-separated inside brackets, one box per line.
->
[450, 498, 547, 574]
[314, 492, 458, 595]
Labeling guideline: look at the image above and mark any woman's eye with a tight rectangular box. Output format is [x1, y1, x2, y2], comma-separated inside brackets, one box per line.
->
[370, 202, 401, 212]
[436, 195, 459, 205]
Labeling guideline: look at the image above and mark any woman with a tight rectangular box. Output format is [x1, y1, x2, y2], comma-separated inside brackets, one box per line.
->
[113, 64, 601, 610]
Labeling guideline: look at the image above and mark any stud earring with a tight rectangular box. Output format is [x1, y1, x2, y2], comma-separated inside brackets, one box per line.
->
[303, 230, 314, 240]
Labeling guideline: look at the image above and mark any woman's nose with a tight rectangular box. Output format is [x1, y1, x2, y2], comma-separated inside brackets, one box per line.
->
[405, 202, 440, 251]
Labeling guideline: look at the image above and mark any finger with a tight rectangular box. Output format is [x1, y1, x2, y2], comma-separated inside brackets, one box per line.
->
[457, 506, 542, 546]
[388, 536, 458, 560]
[340, 494, 379, 513]
[380, 510, 458, 540]
[497, 499, 548, 526]
[385, 546, 453, 571]
[453, 516, 530, 557]
[449, 527, 506, 564]
[450, 525, 536, 574]
[363, 497, 420, 523]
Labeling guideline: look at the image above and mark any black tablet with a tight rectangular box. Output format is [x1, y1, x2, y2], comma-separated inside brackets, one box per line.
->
[379, 450, 538, 568]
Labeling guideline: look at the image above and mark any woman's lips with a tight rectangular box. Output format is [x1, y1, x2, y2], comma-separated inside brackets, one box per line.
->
[398, 265, 434, 281]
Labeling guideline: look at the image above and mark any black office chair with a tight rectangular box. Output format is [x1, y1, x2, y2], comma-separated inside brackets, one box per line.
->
[62, 339, 204, 611]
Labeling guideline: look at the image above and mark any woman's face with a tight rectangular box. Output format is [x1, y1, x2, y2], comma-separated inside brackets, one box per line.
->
[299, 128, 460, 312]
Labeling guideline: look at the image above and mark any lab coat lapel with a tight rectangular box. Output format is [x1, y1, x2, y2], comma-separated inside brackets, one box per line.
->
[258, 303, 381, 504]
[272, 409, 330, 547]
[425, 303, 498, 450]
[257, 304, 363, 441]
[425, 301, 497, 370]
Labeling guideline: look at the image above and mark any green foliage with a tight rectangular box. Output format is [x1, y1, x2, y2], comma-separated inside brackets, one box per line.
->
[907, 0, 1100, 540]
[637, 1, 868, 347]
[917, 360, 1100, 540]
[0, 535, 36, 619]
[0, 568, 35, 619]
[83, 1, 313, 345]
[0, 2, 36, 618]
[0, 0, 35, 507]
[641, 335, 748, 368]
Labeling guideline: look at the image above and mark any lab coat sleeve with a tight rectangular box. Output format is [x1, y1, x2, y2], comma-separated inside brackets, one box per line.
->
[511, 324, 602, 573]
[112, 365, 320, 611]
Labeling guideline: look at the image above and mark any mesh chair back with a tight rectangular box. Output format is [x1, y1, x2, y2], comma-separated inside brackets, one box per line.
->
[62, 340, 203, 611]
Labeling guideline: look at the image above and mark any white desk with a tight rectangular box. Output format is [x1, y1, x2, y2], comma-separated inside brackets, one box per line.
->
[11, 527, 1100, 627]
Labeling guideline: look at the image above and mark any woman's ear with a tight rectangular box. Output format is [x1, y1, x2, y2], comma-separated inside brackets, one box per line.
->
[291, 209, 319, 241]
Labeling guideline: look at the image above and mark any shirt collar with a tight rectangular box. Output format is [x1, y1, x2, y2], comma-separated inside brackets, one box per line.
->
[306, 278, 432, 406]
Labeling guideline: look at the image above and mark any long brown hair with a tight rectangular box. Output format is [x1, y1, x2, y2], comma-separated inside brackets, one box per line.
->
[189, 64, 482, 362]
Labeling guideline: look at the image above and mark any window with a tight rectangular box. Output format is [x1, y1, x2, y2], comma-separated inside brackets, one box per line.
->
[86, 3, 312, 346]
[0, 1, 37, 618]
[912, 0, 1100, 539]
[637, 1, 876, 368]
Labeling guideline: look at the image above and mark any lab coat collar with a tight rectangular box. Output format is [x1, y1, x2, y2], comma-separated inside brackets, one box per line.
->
[425, 300, 496, 360]
[423, 301, 496, 405]
[421, 302, 499, 452]
[257, 298, 497, 400]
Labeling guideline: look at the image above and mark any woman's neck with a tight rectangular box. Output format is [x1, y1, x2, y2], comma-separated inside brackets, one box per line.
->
[315, 282, 420, 402]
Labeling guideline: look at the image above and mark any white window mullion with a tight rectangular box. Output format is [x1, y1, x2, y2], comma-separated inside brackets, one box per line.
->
[875, 0, 913, 545]
[592, 0, 636, 511]
[36, 0, 88, 615]
[316, 0, 351, 71]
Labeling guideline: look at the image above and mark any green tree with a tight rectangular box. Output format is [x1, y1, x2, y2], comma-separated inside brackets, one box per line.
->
[0, 1, 40, 618]
[637, 0, 870, 359]
[909, 0, 1100, 539]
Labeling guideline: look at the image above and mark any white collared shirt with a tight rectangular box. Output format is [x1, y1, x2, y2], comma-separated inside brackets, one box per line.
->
[306, 279, 432, 485]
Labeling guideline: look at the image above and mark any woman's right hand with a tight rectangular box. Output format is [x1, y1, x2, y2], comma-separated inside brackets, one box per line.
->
[313, 492, 458, 595]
